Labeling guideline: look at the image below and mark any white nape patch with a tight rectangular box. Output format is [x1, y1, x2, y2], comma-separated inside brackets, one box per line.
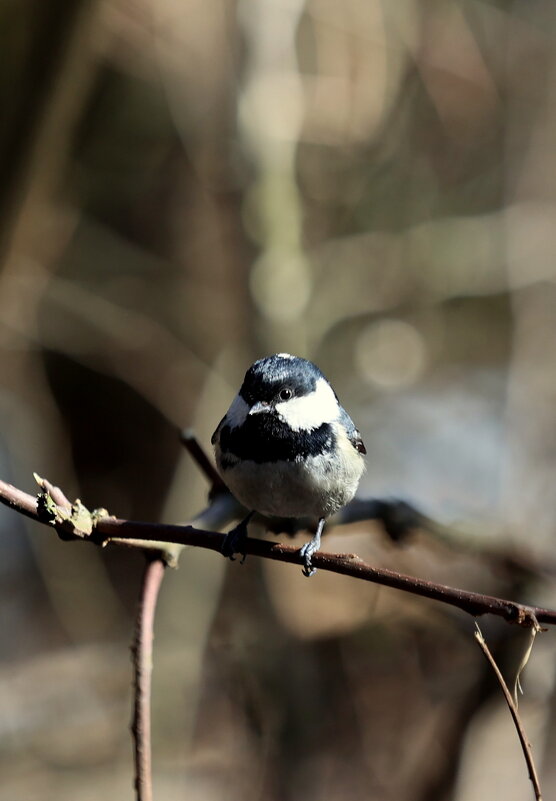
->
[225, 393, 249, 428]
[276, 377, 339, 431]
[276, 352, 295, 359]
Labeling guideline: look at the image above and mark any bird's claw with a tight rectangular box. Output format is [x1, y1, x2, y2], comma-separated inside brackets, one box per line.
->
[221, 525, 247, 561]
[221, 514, 252, 563]
[298, 518, 324, 577]
[299, 540, 318, 578]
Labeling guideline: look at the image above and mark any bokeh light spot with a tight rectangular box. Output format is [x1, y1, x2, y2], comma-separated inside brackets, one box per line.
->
[355, 319, 427, 389]
[249, 253, 312, 322]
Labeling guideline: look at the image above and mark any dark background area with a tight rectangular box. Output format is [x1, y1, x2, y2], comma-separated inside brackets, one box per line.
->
[1, 1, 556, 799]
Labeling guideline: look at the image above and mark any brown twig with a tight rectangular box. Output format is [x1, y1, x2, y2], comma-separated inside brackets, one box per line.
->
[474, 624, 543, 801]
[0, 479, 41, 520]
[33, 473, 72, 510]
[1, 477, 555, 627]
[180, 428, 227, 492]
[131, 556, 166, 801]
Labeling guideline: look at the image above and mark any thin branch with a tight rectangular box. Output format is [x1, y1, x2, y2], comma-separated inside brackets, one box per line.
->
[1, 477, 555, 627]
[33, 473, 72, 510]
[131, 556, 166, 801]
[0, 478, 41, 520]
[180, 428, 227, 493]
[474, 624, 543, 801]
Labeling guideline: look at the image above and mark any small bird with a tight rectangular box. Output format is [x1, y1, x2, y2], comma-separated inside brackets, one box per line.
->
[211, 353, 366, 576]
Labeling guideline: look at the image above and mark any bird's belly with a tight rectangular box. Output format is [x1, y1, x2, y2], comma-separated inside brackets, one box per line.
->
[220, 452, 364, 519]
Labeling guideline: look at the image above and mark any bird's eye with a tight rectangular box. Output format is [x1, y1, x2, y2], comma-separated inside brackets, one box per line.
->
[279, 387, 293, 401]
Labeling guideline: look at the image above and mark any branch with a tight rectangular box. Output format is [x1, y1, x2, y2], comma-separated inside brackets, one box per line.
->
[180, 428, 227, 493]
[475, 625, 543, 801]
[131, 556, 166, 801]
[1, 477, 555, 627]
[180, 430, 426, 542]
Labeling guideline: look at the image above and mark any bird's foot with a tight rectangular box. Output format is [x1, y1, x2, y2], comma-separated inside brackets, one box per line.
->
[299, 540, 318, 577]
[221, 512, 253, 564]
[298, 518, 325, 577]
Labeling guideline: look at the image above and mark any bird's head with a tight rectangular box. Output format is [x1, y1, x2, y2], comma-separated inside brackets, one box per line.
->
[232, 353, 340, 432]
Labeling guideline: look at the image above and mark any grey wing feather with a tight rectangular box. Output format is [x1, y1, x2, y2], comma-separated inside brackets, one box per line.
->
[211, 416, 226, 445]
[338, 406, 366, 454]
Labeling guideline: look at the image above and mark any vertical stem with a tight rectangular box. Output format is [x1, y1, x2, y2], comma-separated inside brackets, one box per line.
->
[131, 556, 166, 801]
[475, 625, 543, 801]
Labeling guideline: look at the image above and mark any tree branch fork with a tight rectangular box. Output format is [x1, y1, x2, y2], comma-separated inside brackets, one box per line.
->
[0, 438, 551, 801]
[0, 473, 554, 629]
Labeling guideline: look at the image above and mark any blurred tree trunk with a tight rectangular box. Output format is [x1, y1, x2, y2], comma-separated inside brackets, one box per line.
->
[0, 0, 96, 256]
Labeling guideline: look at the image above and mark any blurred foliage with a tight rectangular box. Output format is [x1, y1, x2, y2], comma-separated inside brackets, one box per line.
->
[2, 1, 556, 799]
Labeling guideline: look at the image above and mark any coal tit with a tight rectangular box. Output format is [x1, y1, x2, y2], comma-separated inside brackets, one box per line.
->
[211, 353, 366, 576]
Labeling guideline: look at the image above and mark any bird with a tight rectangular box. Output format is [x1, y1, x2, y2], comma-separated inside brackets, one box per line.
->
[211, 353, 366, 576]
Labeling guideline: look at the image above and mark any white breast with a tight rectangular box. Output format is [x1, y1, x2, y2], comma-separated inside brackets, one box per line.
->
[216, 422, 365, 519]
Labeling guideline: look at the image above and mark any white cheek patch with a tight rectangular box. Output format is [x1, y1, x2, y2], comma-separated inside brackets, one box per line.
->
[225, 394, 249, 428]
[276, 377, 339, 431]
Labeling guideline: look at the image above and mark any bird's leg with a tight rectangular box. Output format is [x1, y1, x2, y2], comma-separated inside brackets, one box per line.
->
[299, 517, 325, 577]
[221, 511, 254, 563]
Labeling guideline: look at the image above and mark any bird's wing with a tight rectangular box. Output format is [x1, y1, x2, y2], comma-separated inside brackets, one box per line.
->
[339, 406, 367, 455]
[211, 416, 226, 445]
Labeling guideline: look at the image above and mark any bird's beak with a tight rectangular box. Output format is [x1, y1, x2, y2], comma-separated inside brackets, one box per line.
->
[249, 401, 271, 415]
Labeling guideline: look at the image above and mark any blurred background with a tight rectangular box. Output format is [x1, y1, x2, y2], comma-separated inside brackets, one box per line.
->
[2, 0, 556, 799]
